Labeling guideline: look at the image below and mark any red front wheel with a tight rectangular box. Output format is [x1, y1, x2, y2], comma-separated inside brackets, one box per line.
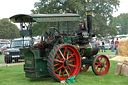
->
[92, 54, 110, 75]
[47, 44, 81, 82]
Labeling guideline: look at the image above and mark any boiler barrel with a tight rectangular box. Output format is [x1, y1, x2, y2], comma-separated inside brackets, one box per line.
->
[76, 41, 98, 57]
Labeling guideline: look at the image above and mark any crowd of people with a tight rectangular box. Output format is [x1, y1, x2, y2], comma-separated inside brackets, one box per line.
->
[97, 38, 119, 55]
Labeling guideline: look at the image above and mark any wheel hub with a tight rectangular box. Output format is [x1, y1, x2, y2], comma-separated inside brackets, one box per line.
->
[100, 63, 104, 68]
[64, 60, 69, 66]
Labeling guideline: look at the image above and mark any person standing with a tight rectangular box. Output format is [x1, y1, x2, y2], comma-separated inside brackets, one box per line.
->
[97, 40, 100, 52]
[111, 39, 114, 52]
[102, 40, 106, 52]
[115, 38, 119, 55]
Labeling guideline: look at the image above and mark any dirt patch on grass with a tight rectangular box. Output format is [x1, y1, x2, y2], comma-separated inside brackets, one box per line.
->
[0, 62, 24, 66]
[110, 56, 128, 62]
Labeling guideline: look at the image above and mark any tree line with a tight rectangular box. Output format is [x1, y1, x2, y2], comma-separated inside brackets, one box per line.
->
[1, 0, 128, 39]
[31, 0, 120, 38]
[0, 18, 20, 39]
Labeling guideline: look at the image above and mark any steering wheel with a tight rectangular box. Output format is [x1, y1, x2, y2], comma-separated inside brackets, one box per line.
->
[41, 27, 60, 44]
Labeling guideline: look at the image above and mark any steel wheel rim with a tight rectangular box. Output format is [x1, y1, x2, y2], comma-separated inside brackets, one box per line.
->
[93, 55, 110, 75]
[53, 45, 80, 80]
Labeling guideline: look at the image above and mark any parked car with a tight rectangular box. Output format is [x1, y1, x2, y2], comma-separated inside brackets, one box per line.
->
[0, 40, 10, 55]
[104, 40, 111, 50]
[0, 40, 10, 48]
[4, 38, 30, 63]
[99, 40, 111, 50]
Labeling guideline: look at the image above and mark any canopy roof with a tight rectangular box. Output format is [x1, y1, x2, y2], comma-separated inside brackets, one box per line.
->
[10, 14, 80, 23]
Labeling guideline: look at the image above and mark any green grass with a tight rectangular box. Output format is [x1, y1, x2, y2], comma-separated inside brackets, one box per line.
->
[0, 50, 125, 85]
[0, 61, 128, 85]
[0, 55, 4, 63]
[98, 49, 116, 56]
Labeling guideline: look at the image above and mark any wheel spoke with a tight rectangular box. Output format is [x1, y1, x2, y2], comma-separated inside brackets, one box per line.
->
[103, 59, 107, 64]
[69, 64, 76, 67]
[59, 49, 65, 60]
[95, 61, 100, 65]
[95, 62, 98, 64]
[59, 69, 61, 76]
[68, 66, 72, 73]
[100, 68, 103, 73]
[65, 69, 69, 76]
[99, 57, 102, 62]
[101, 58, 105, 62]
[62, 68, 66, 77]
[56, 53, 61, 60]
[69, 58, 75, 63]
[54, 59, 63, 63]
[63, 47, 67, 57]
[54, 66, 63, 72]
[104, 60, 108, 66]
[104, 66, 107, 69]
[95, 64, 100, 68]
[96, 66, 99, 70]
[98, 57, 101, 61]
[104, 62, 107, 66]
[67, 49, 69, 59]
[68, 53, 75, 59]
[53, 63, 60, 67]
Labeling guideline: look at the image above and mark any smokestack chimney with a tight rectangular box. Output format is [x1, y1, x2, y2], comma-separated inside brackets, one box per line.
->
[86, 11, 93, 39]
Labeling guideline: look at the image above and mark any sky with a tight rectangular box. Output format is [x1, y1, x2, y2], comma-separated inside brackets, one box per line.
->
[0, 0, 39, 19]
[0, 0, 128, 19]
[112, 0, 128, 17]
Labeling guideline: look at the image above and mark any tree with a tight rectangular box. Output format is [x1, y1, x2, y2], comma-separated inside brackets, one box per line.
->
[31, 0, 120, 38]
[110, 13, 128, 35]
[0, 18, 20, 39]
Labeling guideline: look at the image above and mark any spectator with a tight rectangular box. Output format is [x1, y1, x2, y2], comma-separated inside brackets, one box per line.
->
[97, 40, 100, 52]
[102, 40, 106, 52]
[115, 38, 119, 55]
[111, 39, 114, 52]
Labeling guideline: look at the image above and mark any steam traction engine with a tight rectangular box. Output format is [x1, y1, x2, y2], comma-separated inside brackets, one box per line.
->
[10, 11, 110, 82]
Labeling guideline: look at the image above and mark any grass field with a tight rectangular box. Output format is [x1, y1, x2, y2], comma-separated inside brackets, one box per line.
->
[98, 49, 116, 56]
[0, 50, 127, 85]
[0, 61, 127, 85]
[0, 55, 4, 63]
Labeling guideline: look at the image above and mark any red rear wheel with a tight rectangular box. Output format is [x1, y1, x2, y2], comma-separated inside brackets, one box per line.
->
[47, 44, 81, 81]
[92, 54, 110, 75]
